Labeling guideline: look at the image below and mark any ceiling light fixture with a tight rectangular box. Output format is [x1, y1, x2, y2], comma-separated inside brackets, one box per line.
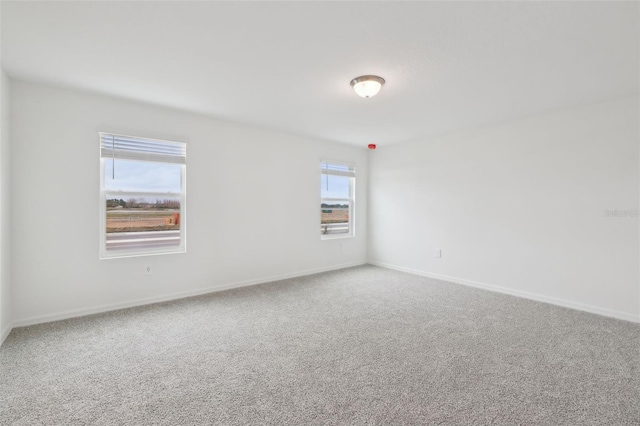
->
[350, 75, 385, 98]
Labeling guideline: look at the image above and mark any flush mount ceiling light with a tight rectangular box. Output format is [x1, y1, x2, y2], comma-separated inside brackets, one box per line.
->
[350, 75, 385, 98]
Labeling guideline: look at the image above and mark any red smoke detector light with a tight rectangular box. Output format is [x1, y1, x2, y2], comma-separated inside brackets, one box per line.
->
[368, 144, 377, 150]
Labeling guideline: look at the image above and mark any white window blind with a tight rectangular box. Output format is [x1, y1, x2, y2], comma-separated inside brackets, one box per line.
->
[321, 162, 356, 178]
[100, 133, 186, 164]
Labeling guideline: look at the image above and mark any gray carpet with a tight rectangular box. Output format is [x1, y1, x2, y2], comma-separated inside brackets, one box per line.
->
[1, 265, 639, 425]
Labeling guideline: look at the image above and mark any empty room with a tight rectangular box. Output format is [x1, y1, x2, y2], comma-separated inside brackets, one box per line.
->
[0, 1, 638, 424]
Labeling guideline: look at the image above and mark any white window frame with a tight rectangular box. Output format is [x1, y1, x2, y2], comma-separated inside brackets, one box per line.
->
[320, 160, 355, 240]
[99, 132, 187, 259]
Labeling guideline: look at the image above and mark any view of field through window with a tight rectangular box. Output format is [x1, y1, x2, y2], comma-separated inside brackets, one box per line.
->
[320, 203, 349, 224]
[104, 159, 181, 235]
[106, 197, 181, 233]
[321, 171, 352, 235]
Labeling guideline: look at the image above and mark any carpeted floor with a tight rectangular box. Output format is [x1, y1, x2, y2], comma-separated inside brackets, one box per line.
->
[1, 265, 639, 425]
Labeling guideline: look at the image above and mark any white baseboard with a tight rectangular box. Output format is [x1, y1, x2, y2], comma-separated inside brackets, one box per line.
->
[0, 322, 12, 347]
[12, 261, 367, 328]
[368, 260, 640, 324]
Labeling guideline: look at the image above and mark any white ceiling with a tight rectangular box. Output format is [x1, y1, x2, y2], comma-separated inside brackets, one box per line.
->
[2, 1, 638, 147]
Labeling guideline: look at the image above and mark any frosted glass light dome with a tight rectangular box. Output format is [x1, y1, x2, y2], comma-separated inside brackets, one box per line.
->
[350, 75, 385, 98]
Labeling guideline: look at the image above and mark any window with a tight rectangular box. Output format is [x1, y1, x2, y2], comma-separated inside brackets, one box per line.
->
[99, 133, 186, 259]
[321, 161, 355, 238]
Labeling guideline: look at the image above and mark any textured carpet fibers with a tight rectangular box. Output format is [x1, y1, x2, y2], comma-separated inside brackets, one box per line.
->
[1, 265, 639, 425]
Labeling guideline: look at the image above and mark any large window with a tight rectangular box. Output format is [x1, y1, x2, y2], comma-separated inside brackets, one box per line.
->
[321, 161, 355, 238]
[99, 133, 186, 259]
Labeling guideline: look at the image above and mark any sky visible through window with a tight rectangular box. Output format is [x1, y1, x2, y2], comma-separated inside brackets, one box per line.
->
[104, 159, 181, 195]
[321, 174, 350, 199]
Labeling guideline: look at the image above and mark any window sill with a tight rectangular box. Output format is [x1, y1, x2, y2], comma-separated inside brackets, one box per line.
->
[321, 234, 355, 241]
[99, 247, 186, 260]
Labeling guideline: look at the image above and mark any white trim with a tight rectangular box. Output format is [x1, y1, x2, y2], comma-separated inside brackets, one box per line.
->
[321, 197, 350, 202]
[105, 191, 182, 198]
[368, 260, 640, 324]
[0, 322, 12, 347]
[320, 233, 354, 240]
[12, 261, 367, 328]
[99, 137, 187, 260]
[320, 160, 355, 239]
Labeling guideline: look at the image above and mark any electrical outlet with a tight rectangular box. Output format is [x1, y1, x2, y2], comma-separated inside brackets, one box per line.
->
[435, 248, 442, 258]
[145, 265, 153, 275]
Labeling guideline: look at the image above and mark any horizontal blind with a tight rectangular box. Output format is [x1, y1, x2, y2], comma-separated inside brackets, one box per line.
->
[321, 162, 355, 178]
[106, 230, 180, 251]
[100, 133, 186, 164]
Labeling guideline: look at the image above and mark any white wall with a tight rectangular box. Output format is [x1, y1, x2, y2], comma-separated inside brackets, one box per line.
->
[10, 81, 368, 325]
[8, 80, 638, 328]
[369, 97, 640, 322]
[0, 69, 11, 341]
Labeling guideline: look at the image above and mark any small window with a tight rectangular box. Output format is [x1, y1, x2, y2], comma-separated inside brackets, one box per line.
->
[321, 161, 355, 239]
[99, 133, 186, 259]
